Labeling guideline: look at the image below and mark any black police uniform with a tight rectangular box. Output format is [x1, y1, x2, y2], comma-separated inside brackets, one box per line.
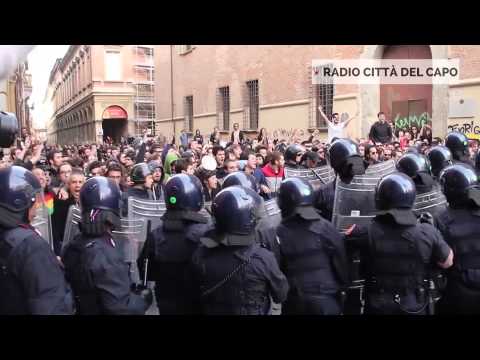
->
[189, 186, 289, 315]
[316, 139, 368, 222]
[63, 233, 151, 315]
[315, 180, 336, 221]
[0, 166, 74, 315]
[139, 214, 208, 314]
[138, 174, 209, 314]
[191, 231, 289, 315]
[436, 207, 480, 314]
[349, 216, 450, 315]
[436, 164, 480, 314]
[222, 172, 281, 261]
[347, 173, 451, 315]
[276, 178, 348, 315]
[0, 224, 74, 315]
[62, 177, 152, 315]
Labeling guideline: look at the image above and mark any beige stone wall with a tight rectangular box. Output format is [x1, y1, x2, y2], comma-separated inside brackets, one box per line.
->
[448, 82, 480, 139]
[259, 101, 309, 133]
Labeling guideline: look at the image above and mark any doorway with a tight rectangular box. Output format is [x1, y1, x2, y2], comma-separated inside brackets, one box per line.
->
[102, 118, 127, 143]
[380, 45, 433, 136]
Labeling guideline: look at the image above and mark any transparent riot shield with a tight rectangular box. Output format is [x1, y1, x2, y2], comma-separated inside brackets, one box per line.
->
[127, 197, 166, 231]
[331, 159, 397, 315]
[284, 165, 336, 185]
[332, 160, 397, 232]
[284, 165, 336, 199]
[31, 202, 53, 250]
[264, 198, 282, 227]
[62, 205, 82, 250]
[128, 197, 212, 231]
[113, 217, 148, 284]
[202, 202, 213, 219]
[413, 184, 448, 219]
[264, 177, 282, 198]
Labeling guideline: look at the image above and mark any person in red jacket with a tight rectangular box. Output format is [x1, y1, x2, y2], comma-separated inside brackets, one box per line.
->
[261, 151, 285, 196]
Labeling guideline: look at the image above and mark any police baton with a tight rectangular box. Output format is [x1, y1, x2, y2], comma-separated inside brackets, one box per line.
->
[310, 168, 326, 185]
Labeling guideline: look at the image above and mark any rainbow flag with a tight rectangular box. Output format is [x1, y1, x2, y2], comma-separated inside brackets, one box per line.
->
[44, 192, 54, 216]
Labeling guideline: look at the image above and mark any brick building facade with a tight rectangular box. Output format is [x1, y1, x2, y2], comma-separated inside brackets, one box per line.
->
[155, 45, 480, 143]
[47, 45, 156, 145]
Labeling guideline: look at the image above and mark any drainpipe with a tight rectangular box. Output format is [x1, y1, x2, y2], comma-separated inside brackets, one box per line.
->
[170, 45, 175, 144]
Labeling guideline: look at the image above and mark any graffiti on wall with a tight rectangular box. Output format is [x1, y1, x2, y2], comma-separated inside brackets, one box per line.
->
[393, 112, 431, 132]
[448, 120, 480, 140]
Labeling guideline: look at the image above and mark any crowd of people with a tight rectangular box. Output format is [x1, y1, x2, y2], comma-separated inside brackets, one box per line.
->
[1, 113, 478, 259]
[4, 110, 480, 316]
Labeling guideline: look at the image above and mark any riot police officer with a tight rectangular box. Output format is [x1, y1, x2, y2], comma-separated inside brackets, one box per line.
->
[190, 186, 289, 315]
[276, 178, 349, 314]
[346, 172, 453, 315]
[396, 152, 435, 195]
[0, 166, 74, 315]
[222, 171, 280, 261]
[62, 177, 153, 315]
[445, 131, 474, 166]
[138, 174, 209, 314]
[437, 164, 480, 314]
[317, 138, 367, 221]
[475, 151, 480, 176]
[284, 144, 306, 170]
[122, 162, 154, 216]
[427, 145, 453, 180]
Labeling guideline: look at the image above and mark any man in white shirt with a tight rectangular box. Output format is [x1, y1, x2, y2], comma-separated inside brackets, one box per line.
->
[318, 106, 358, 143]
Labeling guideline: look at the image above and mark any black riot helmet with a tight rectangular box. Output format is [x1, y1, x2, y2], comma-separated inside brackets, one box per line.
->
[0, 111, 19, 148]
[212, 186, 258, 235]
[445, 131, 469, 160]
[0, 165, 41, 213]
[396, 152, 431, 178]
[284, 144, 306, 164]
[375, 172, 416, 211]
[427, 146, 453, 178]
[405, 146, 419, 154]
[278, 178, 315, 218]
[80, 177, 122, 216]
[327, 138, 366, 182]
[439, 164, 480, 207]
[164, 174, 204, 212]
[130, 163, 152, 184]
[222, 171, 258, 192]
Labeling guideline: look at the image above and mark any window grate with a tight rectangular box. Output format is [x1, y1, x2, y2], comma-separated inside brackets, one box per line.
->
[243, 79, 259, 130]
[184, 95, 194, 132]
[309, 64, 334, 129]
[216, 86, 230, 131]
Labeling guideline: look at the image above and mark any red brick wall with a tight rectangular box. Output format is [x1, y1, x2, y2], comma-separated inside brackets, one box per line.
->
[449, 45, 480, 80]
[154, 45, 364, 121]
